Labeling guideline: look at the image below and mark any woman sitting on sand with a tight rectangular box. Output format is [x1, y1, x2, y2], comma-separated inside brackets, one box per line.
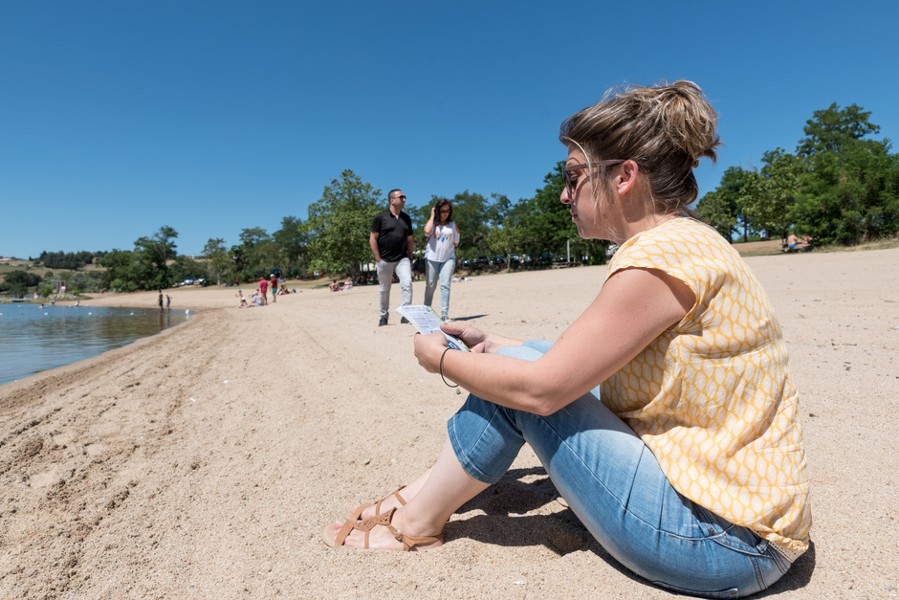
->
[323, 81, 811, 598]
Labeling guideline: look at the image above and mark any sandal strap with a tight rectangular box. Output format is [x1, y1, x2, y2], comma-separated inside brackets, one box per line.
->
[374, 487, 407, 516]
[335, 508, 443, 551]
[349, 486, 408, 522]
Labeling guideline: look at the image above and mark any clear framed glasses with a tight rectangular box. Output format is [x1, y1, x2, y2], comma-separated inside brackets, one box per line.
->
[563, 160, 626, 199]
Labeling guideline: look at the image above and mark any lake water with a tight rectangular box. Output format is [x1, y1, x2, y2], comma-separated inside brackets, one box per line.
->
[0, 303, 191, 385]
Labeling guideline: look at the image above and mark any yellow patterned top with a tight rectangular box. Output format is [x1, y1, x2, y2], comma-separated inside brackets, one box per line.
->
[604, 217, 811, 557]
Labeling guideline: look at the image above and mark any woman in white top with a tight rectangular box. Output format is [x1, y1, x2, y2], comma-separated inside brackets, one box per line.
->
[423, 199, 460, 321]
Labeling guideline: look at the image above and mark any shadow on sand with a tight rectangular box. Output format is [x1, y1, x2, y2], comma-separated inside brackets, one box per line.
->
[452, 467, 815, 595]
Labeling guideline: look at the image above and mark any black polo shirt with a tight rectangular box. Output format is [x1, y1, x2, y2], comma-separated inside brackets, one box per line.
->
[371, 209, 413, 262]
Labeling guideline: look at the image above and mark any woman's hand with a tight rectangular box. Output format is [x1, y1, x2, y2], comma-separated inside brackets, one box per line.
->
[440, 323, 487, 353]
[413, 332, 449, 372]
[440, 323, 522, 354]
[424, 206, 436, 235]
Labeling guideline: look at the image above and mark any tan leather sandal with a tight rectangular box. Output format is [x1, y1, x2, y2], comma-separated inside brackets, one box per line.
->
[347, 486, 407, 521]
[323, 507, 444, 551]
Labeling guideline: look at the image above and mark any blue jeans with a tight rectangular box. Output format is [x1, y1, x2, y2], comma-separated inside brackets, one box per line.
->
[424, 258, 455, 319]
[376, 258, 413, 318]
[446, 341, 792, 598]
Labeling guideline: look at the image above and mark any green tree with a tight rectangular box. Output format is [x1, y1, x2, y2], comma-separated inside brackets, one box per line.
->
[273, 216, 309, 278]
[133, 226, 178, 290]
[169, 256, 209, 285]
[202, 238, 232, 285]
[0, 270, 42, 297]
[444, 190, 493, 260]
[695, 189, 737, 240]
[695, 167, 759, 241]
[797, 103, 880, 157]
[36, 250, 96, 270]
[306, 169, 382, 278]
[748, 149, 805, 241]
[792, 104, 898, 244]
[236, 227, 278, 279]
[64, 271, 104, 295]
[513, 162, 604, 263]
[793, 139, 899, 244]
[484, 194, 521, 267]
[99, 249, 138, 292]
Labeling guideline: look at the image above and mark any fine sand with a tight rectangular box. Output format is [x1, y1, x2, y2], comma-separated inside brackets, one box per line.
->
[1, 248, 897, 599]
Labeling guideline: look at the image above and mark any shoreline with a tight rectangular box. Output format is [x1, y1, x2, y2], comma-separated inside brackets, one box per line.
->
[1, 248, 897, 598]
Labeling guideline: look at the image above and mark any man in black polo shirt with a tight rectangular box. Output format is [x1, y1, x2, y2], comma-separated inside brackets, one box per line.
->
[369, 188, 415, 326]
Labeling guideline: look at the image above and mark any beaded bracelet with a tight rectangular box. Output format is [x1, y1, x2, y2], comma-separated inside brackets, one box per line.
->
[439, 347, 459, 388]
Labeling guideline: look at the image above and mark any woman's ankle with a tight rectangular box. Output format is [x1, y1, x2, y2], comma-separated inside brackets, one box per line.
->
[393, 505, 445, 539]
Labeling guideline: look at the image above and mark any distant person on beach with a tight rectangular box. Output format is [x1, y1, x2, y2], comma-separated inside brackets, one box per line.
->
[787, 233, 799, 251]
[784, 233, 813, 253]
[324, 81, 811, 598]
[423, 198, 461, 321]
[369, 188, 414, 326]
[270, 274, 278, 303]
[801, 235, 813, 250]
[157, 291, 163, 311]
[166, 294, 171, 309]
[259, 277, 268, 305]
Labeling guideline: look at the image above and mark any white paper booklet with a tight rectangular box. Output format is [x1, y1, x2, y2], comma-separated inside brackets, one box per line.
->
[395, 305, 469, 351]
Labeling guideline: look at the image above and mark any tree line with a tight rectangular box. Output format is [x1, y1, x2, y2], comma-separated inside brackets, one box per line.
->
[8, 102, 896, 297]
[695, 103, 898, 245]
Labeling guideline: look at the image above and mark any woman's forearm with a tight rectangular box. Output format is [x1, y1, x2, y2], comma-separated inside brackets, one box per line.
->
[440, 349, 571, 416]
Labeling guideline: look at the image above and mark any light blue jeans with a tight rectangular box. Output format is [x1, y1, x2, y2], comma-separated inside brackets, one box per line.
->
[447, 341, 792, 598]
[424, 258, 455, 320]
[376, 257, 412, 319]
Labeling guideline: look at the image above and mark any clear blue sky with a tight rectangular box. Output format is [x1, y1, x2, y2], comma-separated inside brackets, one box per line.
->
[2, 0, 897, 259]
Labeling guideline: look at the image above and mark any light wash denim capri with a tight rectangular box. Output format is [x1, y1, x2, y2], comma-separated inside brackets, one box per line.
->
[447, 341, 792, 598]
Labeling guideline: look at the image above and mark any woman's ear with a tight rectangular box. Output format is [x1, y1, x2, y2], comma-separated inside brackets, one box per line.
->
[616, 160, 640, 195]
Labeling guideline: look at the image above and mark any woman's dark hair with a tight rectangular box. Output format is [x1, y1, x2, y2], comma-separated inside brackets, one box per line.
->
[434, 198, 453, 222]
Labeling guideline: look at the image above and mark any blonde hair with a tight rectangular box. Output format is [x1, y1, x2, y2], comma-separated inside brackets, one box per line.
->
[560, 80, 720, 213]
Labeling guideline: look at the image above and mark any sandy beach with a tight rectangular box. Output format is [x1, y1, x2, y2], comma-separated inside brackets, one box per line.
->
[1, 247, 897, 599]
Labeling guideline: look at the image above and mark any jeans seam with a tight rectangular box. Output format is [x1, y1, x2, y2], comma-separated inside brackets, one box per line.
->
[449, 403, 511, 484]
[527, 405, 635, 518]
[751, 555, 766, 594]
[535, 407, 771, 562]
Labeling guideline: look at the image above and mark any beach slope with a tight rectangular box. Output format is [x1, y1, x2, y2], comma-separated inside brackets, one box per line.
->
[1, 248, 897, 599]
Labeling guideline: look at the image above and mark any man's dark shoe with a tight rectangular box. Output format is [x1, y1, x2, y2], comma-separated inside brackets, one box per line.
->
[400, 317, 409, 324]
[379, 316, 388, 327]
